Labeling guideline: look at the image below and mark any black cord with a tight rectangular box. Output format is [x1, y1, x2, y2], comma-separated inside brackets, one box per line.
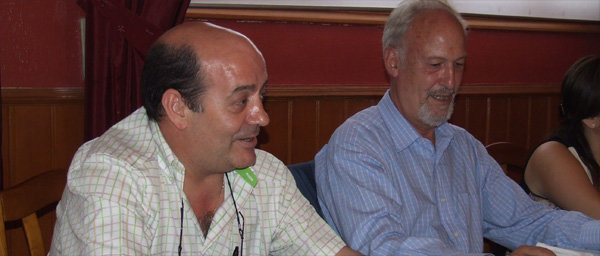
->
[226, 173, 244, 256]
[178, 200, 184, 256]
[179, 174, 243, 256]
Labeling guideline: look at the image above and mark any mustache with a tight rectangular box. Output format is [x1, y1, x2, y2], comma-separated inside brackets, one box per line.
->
[427, 87, 456, 97]
[235, 125, 261, 139]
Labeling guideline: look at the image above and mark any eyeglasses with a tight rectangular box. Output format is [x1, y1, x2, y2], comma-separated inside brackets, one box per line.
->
[178, 173, 245, 256]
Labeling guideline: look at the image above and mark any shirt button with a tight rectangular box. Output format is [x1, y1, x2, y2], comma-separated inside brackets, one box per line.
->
[454, 232, 459, 237]
[441, 198, 446, 202]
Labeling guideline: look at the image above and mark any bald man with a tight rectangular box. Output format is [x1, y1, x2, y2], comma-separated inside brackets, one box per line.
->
[50, 22, 358, 256]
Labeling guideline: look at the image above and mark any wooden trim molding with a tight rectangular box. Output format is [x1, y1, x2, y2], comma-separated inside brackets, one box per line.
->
[265, 85, 388, 97]
[264, 83, 560, 97]
[465, 15, 600, 33]
[186, 8, 389, 25]
[0, 84, 559, 102]
[1, 88, 84, 104]
[186, 8, 600, 33]
[458, 84, 561, 95]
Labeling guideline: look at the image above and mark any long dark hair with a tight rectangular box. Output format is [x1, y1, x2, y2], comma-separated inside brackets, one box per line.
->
[555, 55, 600, 187]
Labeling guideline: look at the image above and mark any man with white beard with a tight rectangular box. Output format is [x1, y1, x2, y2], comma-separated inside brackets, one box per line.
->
[315, 0, 600, 255]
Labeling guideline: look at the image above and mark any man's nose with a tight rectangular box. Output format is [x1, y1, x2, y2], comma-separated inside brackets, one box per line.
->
[248, 102, 270, 127]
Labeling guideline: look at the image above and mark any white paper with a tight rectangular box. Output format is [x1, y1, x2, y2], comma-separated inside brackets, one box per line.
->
[536, 242, 599, 256]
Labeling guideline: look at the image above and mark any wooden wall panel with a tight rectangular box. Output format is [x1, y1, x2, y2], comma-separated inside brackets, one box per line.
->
[549, 96, 562, 132]
[1, 88, 84, 255]
[291, 99, 318, 164]
[257, 85, 561, 165]
[486, 96, 510, 143]
[260, 95, 382, 164]
[260, 99, 289, 163]
[317, 98, 347, 148]
[462, 96, 488, 143]
[450, 96, 467, 128]
[1, 105, 7, 187]
[1, 89, 84, 188]
[1, 86, 560, 171]
[260, 95, 383, 164]
[7, 105, 53, 186]
[344, 97, 380, 118]
[507, 96, 531, 148]
[529, 97, 553, 147]
[53, 104, 85, 169]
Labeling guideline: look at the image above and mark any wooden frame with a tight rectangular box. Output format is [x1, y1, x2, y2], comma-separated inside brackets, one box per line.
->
[186, 8, 600, 33]
[189, 0, 600, 22]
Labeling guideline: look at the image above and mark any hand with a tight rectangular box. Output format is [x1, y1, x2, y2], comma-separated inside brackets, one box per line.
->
[335, 246, 363, 256]
[510, 245, 556, 256]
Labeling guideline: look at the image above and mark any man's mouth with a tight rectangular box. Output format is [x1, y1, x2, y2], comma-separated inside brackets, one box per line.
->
[428, 88, 455, 102]
[240, 137, 255, 142]
[236, 130, 260, 143]
[430, 94, 453, 101]
[236, 126, 261, 144]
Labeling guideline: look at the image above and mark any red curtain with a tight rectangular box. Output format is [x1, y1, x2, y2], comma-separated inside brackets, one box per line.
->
[78, 0, 190, 140]
[0, 47, 2, 188]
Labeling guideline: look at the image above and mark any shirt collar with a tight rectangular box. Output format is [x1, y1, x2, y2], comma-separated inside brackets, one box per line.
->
[146, 109, 186, 185]
[378, 90, 455, 153]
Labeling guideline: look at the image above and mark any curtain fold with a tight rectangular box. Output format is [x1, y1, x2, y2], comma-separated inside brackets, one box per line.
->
[78, 0, 190, 140]
[0, 46, 3, 188]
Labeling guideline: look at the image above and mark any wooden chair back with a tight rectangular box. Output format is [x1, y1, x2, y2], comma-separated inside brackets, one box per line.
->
[0, 169, 67, 256]
[486, 141, 529, 184]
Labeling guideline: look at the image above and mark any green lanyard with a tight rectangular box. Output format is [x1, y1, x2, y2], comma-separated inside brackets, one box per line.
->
[235, 167, 257, 187]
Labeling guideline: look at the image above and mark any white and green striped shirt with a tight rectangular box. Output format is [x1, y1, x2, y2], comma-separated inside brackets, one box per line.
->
[49, 108, 345, 255]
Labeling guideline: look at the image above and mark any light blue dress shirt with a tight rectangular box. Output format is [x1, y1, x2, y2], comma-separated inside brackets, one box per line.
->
[316, 90, 600, 256]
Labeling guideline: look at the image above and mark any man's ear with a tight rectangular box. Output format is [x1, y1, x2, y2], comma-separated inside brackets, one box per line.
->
[384, 46, 400, 78]
[161, 89, 188, 130]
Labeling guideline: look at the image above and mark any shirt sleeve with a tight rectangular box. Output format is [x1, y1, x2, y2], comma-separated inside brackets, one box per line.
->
[316, 132, 487, 256]
[270, 162, 346, 256]
[478, 144, 600, 251]
[49, 153, 153, 255]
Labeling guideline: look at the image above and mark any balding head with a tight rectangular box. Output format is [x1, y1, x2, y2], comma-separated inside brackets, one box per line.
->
[141, 22, 265, 122]
[159, 22, 264, 62]
[382, 0, 466, 62]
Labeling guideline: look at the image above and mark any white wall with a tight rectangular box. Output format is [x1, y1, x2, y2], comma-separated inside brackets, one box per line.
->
[190, 0, 600, 21]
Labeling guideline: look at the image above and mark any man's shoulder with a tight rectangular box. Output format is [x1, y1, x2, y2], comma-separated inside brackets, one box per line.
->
[75, 108, 157, 168]
[333, 105, 385, 139]
[252, 149, 288, 179]
[68, 109, 161, 190]
[443, 122, 480, 143]
[251, 149, 298, 189]
[344, 105, 381, 126]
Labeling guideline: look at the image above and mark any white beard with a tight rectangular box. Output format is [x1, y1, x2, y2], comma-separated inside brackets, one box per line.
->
[418, 88, 456, 127]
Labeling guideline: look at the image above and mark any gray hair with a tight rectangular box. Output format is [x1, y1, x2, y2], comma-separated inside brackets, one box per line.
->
[382, 0, 467, 59]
